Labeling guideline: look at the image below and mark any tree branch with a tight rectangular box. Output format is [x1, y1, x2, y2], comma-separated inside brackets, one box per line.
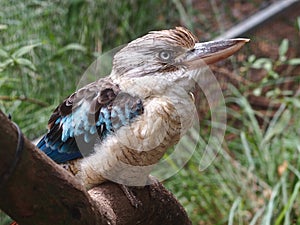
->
[0, 95, 49, 107]
[0, 110, 191, 225]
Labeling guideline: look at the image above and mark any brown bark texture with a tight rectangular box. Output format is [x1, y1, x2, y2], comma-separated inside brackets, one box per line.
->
[0, 110, 191, 225]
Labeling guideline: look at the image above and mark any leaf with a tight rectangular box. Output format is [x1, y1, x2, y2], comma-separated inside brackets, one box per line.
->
[297, 16, 300, 31]
[14, 58, 36, 71]
[268, 70, 279, 79]
[251, 58, 272, 70]
[0, 58, 13, 68]
[253, 87, 262, 96]
[287, 58, 300, 65]
[286, 97, 300, 108]
[0, 76, 9, 87]
[248, 55, 256, 63]
[0, 48, 9, 58]
[57, 43, 87, 55]
[278, 39, 288, 57]
[263, 60, 273, 72]
[274, 181, 300, 225]
[0, 24, 8, 30]
[262, 108, 291, 145]
[11, 43, 42, 58]
[261, 182, 281, 224]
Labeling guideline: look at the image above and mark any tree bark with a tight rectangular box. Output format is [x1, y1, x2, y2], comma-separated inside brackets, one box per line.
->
[0, 110, 191, 225]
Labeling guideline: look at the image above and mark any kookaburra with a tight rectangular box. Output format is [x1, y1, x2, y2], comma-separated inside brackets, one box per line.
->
[37, 27, 248, 190]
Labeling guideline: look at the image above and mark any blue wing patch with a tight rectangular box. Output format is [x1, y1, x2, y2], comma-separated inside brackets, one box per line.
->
[37, 84, 144, 164]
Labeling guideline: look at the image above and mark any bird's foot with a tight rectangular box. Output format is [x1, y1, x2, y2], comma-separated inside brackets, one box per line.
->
[119, 184, 142, 208]
[146, 176, 160, 199]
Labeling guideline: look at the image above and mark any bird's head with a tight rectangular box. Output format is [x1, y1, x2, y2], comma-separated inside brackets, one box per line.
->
[111, 27, 248, 93]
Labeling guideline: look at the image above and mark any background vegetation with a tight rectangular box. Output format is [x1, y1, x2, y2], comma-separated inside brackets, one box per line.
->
[1, 0, 299, 224]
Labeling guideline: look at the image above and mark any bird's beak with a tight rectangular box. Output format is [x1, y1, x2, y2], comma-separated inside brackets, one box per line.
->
[183, 38, 249, 69]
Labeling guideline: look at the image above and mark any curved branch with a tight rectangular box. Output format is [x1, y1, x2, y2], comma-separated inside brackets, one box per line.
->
[0, 95, 49, 107]
[0, 110, 191, 225]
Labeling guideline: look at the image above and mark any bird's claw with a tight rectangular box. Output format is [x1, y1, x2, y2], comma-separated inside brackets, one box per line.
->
[119, 184, 142, 208]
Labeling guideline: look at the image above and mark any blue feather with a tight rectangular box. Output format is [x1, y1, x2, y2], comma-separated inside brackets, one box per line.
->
[37, 136, 82, 163]
[37, 93, 143, 164]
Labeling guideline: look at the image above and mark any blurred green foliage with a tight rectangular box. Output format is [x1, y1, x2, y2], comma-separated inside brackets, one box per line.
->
[0, 0, 180, 139]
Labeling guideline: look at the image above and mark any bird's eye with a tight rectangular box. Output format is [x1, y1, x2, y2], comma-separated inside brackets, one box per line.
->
[158, 50, 172, 61]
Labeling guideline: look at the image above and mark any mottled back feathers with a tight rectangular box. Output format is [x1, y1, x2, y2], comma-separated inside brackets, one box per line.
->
[37, 78, 144, 163]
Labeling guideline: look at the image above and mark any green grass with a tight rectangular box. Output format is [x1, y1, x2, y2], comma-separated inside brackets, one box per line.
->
[1, 1, 300, 224]
[163, 39, 300, 224]
[0, 0, 180, 139]
[163, 88, 300, 224]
